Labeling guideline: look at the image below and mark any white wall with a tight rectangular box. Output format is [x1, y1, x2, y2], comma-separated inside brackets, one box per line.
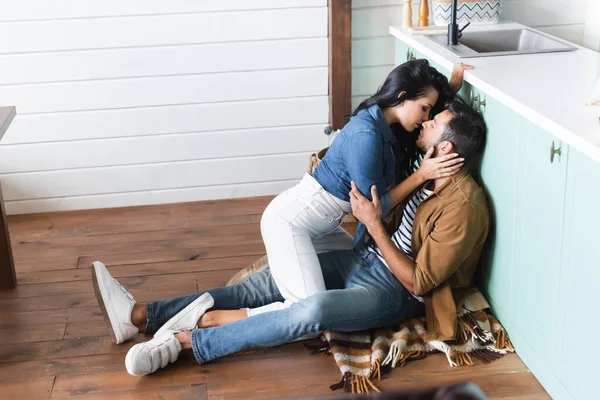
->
[501, 0, 590, 46]
[0, 0, 329, 214]
[351, 0, 419, 111]
[583, 1, 600, 52]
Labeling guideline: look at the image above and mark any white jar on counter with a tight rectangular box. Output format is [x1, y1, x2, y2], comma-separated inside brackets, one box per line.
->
[431, 0, 502, 26]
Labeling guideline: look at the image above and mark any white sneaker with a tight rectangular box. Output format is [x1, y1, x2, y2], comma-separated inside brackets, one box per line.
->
[154, 292, 214, 337]
[91, 261, 139, 344]
[125, 331, 182, 376]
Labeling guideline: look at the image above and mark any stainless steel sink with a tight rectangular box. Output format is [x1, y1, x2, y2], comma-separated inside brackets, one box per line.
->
[425, 28, 577, 58]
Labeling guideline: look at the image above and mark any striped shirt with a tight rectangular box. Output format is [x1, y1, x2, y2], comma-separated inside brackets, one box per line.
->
[368, 186, 434, 302]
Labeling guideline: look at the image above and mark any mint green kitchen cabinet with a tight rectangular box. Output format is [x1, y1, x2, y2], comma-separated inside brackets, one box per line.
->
[553, 148, 600, 400]
[395, 40, 412, 65]
[414, 49, 451, 80]
[511, 119, 568, 368]
[393, 37, 600, 399]
[477, 94, 520, 322]
[475, 90, 573, 399]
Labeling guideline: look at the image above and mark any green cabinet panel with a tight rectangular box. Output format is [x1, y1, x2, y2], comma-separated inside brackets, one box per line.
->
[512, 118, 568, 368]
[392, 34, 600, 400]
[416, 51, 451, 80]
[478, 94, 520, 321]
[395, 40, 410, 66]
[554, 148, 600, 399]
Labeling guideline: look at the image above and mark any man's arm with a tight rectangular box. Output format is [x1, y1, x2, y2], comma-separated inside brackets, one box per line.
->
[349, 182, 416, 292]
[343, 131, 389, 213]
[367, 218, 416, 293]
[350, 183, 487, 296]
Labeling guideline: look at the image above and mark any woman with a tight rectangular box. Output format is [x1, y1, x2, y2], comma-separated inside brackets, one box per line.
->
[249, 59, 470, 316]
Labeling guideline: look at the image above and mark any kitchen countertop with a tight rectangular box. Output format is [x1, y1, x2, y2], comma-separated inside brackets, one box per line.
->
[390, 22, 600, 163]
[0, 107, 15, 142]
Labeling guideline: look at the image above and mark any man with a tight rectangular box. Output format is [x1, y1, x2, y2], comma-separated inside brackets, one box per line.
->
[91, 100, 489, 376]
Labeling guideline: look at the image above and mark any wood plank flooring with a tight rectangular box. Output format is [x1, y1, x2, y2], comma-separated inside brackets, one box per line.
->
[0, 196, 548, 399]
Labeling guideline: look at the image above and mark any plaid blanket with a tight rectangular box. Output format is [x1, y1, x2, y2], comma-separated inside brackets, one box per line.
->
[307, 290, 514, 394]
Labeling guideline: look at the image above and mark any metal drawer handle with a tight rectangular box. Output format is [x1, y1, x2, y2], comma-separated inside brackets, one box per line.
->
[471, 92, 486, 113]
[479, 96, 487, 108]
[550, 140, 562, 163]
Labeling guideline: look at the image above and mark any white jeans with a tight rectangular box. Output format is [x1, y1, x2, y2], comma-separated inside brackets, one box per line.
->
[248, 174, 353, 316]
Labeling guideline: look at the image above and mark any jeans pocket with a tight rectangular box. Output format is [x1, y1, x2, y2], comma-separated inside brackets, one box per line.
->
[307, 201, 335, 222]
[298, 202, 343, 238]
[308, 192, 345, 221]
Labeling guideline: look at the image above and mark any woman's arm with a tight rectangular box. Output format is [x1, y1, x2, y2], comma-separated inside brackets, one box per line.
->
[449, 62, 474, 93]
[343, 131, 388, 202]
[388, 147, 464, 207]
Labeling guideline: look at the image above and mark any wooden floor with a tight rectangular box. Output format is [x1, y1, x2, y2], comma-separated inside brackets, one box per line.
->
[0, 196, 548, 399]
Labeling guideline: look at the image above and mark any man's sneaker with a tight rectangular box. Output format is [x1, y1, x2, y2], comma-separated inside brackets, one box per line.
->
[91, 261, 139, 344]
[154, 293, 214, 337]
[125, 331, 181, 376]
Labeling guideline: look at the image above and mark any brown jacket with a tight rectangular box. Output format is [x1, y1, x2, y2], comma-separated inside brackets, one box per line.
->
[387, 168, 489, 341]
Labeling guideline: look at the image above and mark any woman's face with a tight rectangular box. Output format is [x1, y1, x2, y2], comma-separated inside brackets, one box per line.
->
[396, 87, 439, 132]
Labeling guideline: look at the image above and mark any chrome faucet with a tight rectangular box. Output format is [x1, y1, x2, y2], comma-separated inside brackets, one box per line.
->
[447, 0, 470, 45]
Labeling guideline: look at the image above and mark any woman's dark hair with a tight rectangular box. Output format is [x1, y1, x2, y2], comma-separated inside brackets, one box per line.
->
[352, 59, 455, 182]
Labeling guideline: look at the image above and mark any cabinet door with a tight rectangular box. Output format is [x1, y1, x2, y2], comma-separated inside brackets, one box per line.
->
[478, 94, 520, 321]
[512, 118, 568, 369]
[395, 40, 410, 66]
[554, 149, 600, 399]
[416, 51, 451, 79]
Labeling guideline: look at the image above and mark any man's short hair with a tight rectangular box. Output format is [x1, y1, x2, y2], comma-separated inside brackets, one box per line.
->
[441, 100, 487, 165]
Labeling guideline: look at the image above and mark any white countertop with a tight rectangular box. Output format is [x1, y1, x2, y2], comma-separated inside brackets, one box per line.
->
[390, 22, 600, 163]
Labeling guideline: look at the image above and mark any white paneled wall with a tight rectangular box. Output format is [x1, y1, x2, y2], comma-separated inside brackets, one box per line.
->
[351, 1, 417, 111]
[0, 0, 329, 214]
[584, 1, 600, 52]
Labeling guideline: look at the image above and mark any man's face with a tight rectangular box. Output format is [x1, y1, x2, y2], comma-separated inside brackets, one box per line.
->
[416, 110, 454, 153]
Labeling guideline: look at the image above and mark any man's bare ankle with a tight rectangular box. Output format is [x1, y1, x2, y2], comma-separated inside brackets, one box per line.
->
[132, 303, 147, 332]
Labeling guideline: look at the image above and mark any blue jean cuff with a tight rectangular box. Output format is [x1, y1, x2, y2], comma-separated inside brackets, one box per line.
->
[145, 302, 157, 333]
[191, 329, 205, 364]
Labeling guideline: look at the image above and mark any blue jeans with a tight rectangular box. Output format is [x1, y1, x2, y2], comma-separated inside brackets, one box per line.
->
[146, 250, 425, 364]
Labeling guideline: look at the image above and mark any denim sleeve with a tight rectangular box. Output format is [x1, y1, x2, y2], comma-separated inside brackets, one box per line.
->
[343, 131, 389, 206]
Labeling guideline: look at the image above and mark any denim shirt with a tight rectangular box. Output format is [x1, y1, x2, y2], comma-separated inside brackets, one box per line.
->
[313, 104, 395, 246]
